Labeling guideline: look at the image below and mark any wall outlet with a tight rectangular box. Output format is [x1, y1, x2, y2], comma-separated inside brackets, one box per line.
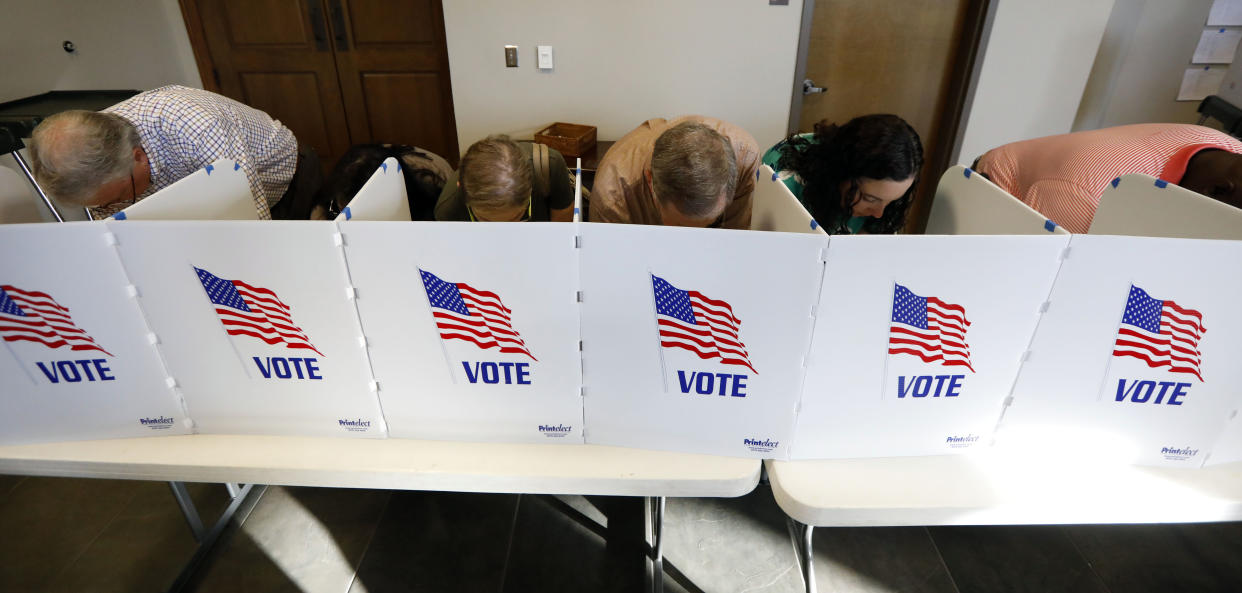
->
[504, 45, 518, 67]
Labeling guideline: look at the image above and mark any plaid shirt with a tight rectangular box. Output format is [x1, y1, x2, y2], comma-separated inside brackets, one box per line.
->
[101, 85, 298, 219]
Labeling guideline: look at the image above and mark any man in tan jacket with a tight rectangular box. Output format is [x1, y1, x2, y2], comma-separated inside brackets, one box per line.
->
[591, 115, 759, 228]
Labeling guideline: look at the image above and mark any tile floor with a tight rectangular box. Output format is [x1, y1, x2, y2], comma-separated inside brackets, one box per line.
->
[3, 473, 1242, 592]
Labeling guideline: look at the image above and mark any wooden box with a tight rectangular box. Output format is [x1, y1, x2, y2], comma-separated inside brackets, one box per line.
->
[535, 122, 597, 158]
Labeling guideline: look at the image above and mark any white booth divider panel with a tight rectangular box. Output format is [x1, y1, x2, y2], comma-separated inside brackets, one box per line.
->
[336, 158, 411, 222]
[1000, 235, 1242, 467]
[1088, 173, 1242, 240]
[340, 222, 583, 443]
[0, 223, 189, 444]
[925, 166, 1069, 236]
[792, 235, 1069, 460]
[749, 165, 826, 235]
[579, 224, 827, 459]
[1208, 415, 1242, 466]
[112, 159, 258, 221]
[106, 221, 385, 438]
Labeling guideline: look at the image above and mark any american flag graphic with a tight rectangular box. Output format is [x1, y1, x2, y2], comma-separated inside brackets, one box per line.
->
[0, 285, 111, 355]
[888, 283, 974, 372]
[1112, 285, 1205, 381]
[652, 275, 756, 373]
[194, 267, 323, 356]
[419, 269, 535, 360]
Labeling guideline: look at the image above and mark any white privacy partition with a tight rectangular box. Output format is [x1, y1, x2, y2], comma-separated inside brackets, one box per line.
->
[105, 221, 385, 438]
[0, 223, 189, 444]
[792, 235, 1069, 460]
[1088, 173, 1242, 240]
[749, 165, 826, 235]
[340, 222, 583, 444]
[112, 159, 258, 221]
[1000, 235, 1242, 467]
[926, 165, 1069, 235]
[579, 223, 827, 459]
[336, 157, 410, 222]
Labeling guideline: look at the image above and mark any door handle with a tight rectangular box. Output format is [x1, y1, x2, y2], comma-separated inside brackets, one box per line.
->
[306, 0, 328, 51]
[802, 79, 826, 95]
[329, 0, 349, 51]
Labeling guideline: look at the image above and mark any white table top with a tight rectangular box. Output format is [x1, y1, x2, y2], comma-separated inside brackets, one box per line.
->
[767, 451, 1242, 527]
[0, 435, 760, 498]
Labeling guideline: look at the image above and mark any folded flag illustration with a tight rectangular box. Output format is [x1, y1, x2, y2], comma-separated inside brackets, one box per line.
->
[888, 283, 973, 372]
[0, 284, 111, 355]
[651, 274, 756, 373]
[419, 269, 535, 360]
[1112, 284, 1205, 381]
[194, 267, 323, 356]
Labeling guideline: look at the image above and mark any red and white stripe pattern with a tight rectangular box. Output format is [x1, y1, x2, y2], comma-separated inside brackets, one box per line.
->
[888, 283, 973, 372]
[0, 285, 111, 355]
[195, 267, 323, 356]
[652, 275, 756, 373]
[420, 269, 535, 360]
[1113, 285, 1205, 381]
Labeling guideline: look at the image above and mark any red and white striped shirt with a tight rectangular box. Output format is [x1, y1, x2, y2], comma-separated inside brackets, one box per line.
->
[977, 124, 1242, 233]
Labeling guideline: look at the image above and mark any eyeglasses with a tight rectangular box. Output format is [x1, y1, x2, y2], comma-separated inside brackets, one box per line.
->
[467, 195, 533, 222]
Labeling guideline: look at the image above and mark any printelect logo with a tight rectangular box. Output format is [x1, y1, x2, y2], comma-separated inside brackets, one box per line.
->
[538, 424, 572, 438]
[945, 434, 980, 448]
[139, 416, 175, 430]
[744, 438, 779, 452]
[338, 418, 371, 432]
[1161, 446, 1199, 459]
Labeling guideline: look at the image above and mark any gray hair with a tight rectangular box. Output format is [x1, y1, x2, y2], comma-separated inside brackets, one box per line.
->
[29, 110, 141, 205]
[459, 135, 531, 215]
[651, 122, 738, 219]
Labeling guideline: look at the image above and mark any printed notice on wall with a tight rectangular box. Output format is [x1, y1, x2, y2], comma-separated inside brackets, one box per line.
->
[1178, 66, 1228, 101]
[1193, 28, 1242, 63]
[1209, 0, 1242, 26]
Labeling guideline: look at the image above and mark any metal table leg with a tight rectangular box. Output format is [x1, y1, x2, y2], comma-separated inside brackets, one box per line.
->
[168, 481, 206, 542]
[787, 518, 817, 593]
[648, 496, 665, 593]
[164, 481, 265, 593]
[10, 151, 64, 222]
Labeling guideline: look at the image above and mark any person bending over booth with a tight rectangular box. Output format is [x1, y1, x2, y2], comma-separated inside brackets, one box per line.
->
[28, 85, 317, 220]
[974, 123, 1242, 233]
[763, 114, 923, 234]
[591, 116, 759, 228]
[435, 135, 574, 222]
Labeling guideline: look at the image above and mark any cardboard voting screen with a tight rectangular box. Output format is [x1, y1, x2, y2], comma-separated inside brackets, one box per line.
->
[0, 223, 189, 444]
[1000, 235, 1242, 466]
[106, 221, 384, 437]
[341, 222, 582, 443]
[926, 166, 1069, 235]
[336, 157, 411, 222]
[579, 223, 827, 459]
[792, 235, 1069, 459]
[750, 165, 827, 235]
[113, 159, 258, 221]
[1088, 174, 1242, 240]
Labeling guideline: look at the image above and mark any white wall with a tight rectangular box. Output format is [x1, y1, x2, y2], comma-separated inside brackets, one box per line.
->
[442, 0, 805, 152]
[1073, 0, 1216, 131]
[955, 0, 1116, 164]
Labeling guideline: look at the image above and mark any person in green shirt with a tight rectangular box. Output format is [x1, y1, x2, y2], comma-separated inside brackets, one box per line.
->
[436, 135, 574, 222]
[762, 114, 922, 234]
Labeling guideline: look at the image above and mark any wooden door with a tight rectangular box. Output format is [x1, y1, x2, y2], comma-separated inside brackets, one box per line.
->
[189, 0, 353, 170]
[327, 0, 460, 165]
[798, 0, 987, 233]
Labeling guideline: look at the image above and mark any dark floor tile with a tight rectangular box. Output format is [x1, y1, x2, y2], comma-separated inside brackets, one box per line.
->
[1067, 522, 1242, 593]
[0, 474, 25, 502]
[192, 486, 390, 593]
[812, 527, 959, 593]
[0, 476, 140, 591]
[350, 490, 517, 593]
[928, 526, 1108, 593]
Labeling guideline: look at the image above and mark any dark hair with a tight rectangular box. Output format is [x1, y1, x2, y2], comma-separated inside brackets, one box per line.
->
[652, 122, 738, 218]
[775, 114, 923, 234]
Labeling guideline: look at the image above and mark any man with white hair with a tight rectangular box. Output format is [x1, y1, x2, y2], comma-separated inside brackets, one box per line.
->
[29, 85, 314, 219]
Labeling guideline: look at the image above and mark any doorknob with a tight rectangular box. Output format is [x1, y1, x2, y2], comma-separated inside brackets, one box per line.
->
[802, 79, 826, 95]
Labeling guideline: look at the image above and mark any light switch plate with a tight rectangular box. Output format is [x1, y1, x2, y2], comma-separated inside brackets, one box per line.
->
[537, 45, 553, 70]
[505, 45, 518, 67]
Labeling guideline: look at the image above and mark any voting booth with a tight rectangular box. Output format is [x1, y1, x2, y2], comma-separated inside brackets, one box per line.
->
[335, 158, 411, 222]
[112, 159, 259, 221]
[925, 166, 1069, 235]
[749, 165, 826, 235]
[1088, 173, 1242, 240]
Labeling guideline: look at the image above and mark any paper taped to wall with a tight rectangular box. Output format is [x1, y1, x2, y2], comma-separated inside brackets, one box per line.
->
[1209, 0, 1242, 26]
[1193, 28, 1242, 64]
[1178, 66, 1228, 101]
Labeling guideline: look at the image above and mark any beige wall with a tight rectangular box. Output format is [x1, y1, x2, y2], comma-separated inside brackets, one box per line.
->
[441, 0, 805, 152]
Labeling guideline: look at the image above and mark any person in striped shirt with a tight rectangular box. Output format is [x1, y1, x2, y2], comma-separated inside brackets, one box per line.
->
[975, 124, 1242, 233]
[28, 85, 313, 220]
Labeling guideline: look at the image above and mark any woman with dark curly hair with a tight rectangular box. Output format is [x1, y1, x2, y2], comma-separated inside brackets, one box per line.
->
[761, 114, 923, 234]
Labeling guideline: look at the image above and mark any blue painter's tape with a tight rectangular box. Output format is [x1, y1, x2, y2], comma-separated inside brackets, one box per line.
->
[1155, 179, 1168, 188]
[810, 219, 819, 230]
[1222, 28, 1228, 33]
[343, 207, 352, 220]
[1205, 65, 1211, 70]
[381, 162, 388, 173]
[113, 211, 127, 221]
[1111, 177, 1121, 188]
[755, 169, 760, 180]
[1043, 219, 1057, 232]
[964, 167, 972, 179]
[205, 164, 214, 175]
[233, 162, 240, 171]
[771, 172, 778, 182]
[574, 208, 580, 215]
